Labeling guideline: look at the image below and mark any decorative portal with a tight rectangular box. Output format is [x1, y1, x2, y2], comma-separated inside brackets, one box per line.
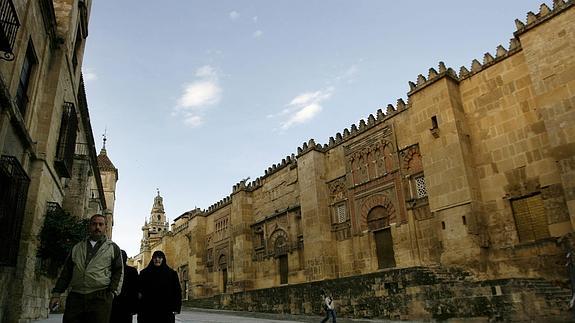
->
[218, 254, 228, 293]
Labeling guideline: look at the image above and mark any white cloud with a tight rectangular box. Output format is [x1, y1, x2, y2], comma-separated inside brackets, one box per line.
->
[229, 11, 240, 20]
[253, 16, 258, 23]
[253, 30, 263, 38]
[174, 65, 222, 128]
[279, 88, 333, 130]
[177, 81, 221, 108]
[83, 67, 97, 81]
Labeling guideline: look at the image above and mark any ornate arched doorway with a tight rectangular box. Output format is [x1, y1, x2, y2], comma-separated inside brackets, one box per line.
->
[271, 230, 289, 285]
[218, 254, 228, 293]
[367, 206, 396, 269]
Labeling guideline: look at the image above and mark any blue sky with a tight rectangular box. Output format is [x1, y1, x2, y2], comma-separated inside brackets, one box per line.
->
[82, 1, 549, 257]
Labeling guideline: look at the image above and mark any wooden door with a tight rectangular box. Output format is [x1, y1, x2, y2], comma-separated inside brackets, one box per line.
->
[374, 228, 395, 269]
[279, 255, 288, 284]
[222, 268, 228, 293]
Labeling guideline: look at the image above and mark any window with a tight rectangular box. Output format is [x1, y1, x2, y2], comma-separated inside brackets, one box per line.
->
[253, 226, 264, 249]
[431, 116, 438, 129]
[78, 0, 88, 38]
[415, 175, 427, 198]
[15, 41, 37, 116]
[0, 155, 30, 266]
[71, 28, 82, 70]
[54, 102, 78, 178]
[511, 194, 549, 242]
[334, 203, 347, 223]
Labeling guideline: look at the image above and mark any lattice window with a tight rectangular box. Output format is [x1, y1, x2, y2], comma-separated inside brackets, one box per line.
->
[511, 194, 549, 242]
[335, 204, 347, 223]
[415, 176, 427, 198]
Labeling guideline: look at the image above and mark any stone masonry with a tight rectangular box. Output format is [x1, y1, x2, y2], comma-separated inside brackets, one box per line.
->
[135, 1, 575, 320]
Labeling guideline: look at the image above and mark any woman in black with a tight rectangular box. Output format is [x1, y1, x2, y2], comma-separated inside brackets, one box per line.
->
[137, 251, 182, 323]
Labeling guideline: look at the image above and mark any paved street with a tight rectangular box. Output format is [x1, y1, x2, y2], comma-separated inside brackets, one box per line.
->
[33, 307, 405, 323]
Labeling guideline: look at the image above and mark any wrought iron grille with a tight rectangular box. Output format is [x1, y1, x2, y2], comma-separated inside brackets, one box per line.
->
[0, 0, 19, 61]
[55, 102, 78, 178]
[0, 155, 30, 266]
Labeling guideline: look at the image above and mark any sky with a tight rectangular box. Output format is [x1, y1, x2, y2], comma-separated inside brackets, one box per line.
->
[82, 0, 550, 257]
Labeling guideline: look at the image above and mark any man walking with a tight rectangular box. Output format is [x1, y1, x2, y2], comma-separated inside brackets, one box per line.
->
[320, 289, 336, 323]
[49, 214, 123, 323]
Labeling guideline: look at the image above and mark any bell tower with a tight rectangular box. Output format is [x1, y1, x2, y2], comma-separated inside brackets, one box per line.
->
[97, 133, 119, 238]
[140, 189, 169, 251]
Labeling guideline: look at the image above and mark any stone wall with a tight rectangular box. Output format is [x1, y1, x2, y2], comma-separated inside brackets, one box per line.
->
[139, 2, 575, 319]
[185, 266, 572, 322]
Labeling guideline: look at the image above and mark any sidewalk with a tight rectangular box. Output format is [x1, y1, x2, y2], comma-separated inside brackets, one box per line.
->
[183, 307, 406, 322]
[32, 307, 409, 322]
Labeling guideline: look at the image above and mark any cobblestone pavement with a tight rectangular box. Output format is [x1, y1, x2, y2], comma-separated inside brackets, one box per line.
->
[33, 307, 408, 322]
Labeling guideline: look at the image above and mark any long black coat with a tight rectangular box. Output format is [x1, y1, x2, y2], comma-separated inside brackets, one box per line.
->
[137, 255, 182, 323]
[110, 265, 139, 323]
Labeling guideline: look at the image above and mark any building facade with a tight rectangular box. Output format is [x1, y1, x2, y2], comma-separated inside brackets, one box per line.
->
[135, 1, 575, 313]
[0, 0, 110, 322]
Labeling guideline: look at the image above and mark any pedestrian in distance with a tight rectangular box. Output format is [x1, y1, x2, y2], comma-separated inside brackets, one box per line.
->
[49, 214, 124, 323]
[110, 250, 139, 323]
[137, 250, 182, 323]
[320, 289, 336, 323]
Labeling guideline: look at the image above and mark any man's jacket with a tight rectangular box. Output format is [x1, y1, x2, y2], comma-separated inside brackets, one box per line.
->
[53, 238, 123, 296]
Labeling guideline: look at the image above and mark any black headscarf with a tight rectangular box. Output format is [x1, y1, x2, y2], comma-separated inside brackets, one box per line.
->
[145, 250, 169, 270]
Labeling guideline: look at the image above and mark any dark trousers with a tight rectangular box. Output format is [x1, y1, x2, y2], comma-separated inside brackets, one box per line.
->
[321, 309, 336, 323]
[110, 308, 133, 323]
[63, 290, 113, 323]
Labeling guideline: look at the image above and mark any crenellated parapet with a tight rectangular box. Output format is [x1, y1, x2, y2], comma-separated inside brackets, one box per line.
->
[231, 153, 298, 194]
[407, 61, 459, 96]
[293, 97, 408, 157]
[205, 195, 232, 215]
[456, 0, 573, 81]
[514, 1, 573, 36]
[457, 36, 522, 80]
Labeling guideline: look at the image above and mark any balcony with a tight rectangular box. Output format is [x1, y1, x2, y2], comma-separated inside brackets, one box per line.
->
[74, 142, 90, 157]
[54, 102, 78, 178]
[0, 0, 19, 61]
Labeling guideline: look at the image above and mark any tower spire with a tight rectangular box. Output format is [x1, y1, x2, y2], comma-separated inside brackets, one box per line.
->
[103, 128, 107, 149]
[101, 128, 108, 155]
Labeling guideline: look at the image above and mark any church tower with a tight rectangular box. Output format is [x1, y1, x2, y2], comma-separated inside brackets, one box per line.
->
[97, 135, 119, 238]
[140, 190, 169, 251]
